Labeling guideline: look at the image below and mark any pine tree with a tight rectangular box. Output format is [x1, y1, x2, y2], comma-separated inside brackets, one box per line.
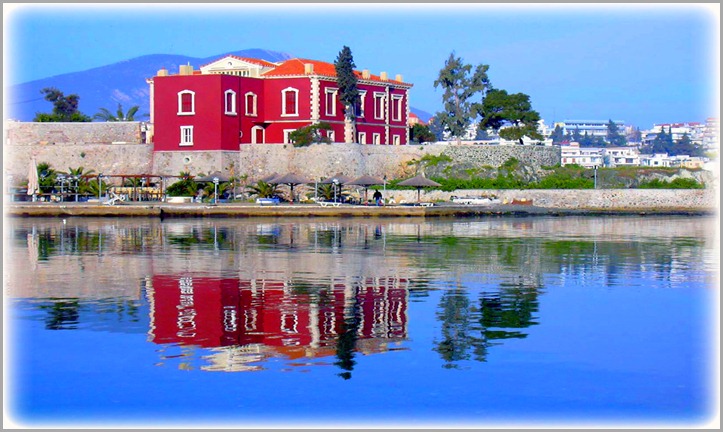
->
[334, 46, 360, 144]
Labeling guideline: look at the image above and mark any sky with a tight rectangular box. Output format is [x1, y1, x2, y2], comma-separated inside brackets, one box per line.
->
[3, 3, 720, 129]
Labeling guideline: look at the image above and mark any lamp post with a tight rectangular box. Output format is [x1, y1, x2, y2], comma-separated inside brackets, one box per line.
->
[332, 178, 339, 203]
[213, 177, 219, 205]
[98, 173, 103, 201]
[57, 174, 66, 202]
[593, 165, 598, 189]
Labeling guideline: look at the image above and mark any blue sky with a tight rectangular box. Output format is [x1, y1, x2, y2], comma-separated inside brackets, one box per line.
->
[4, 3, 719, 128]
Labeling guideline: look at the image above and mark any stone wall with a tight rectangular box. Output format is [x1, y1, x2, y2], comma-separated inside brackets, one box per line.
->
[6, 121, 145, 145]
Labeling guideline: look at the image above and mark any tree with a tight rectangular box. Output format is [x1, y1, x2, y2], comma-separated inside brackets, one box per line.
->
[572, 127, 582, 143]
[550, 124, 565, 144]
[410, 123, 437, 144]
[93, 103, 145, 122]
[475, 89, 542, 145]
[33, 87, 91, 122]
[246, 181, 280, 199]
[289, 122, 333, 147]
[606, 119, 627, 146]
[334, 46, 360, 144]
[434, 53, 490, 145]
[427, 116, 446, 141]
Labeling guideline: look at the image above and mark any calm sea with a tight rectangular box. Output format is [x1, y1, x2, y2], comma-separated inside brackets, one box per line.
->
[4, 215, 718, 428]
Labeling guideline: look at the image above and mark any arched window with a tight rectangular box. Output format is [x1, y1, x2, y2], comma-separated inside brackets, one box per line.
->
[281, 87, 299, 117]
[245, 92, 257, 117]
[224, 90, 236, 115]
[178, 90, 195, 115]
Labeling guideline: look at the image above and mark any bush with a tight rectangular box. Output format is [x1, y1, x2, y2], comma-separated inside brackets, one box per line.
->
[638, 178, 704, 189]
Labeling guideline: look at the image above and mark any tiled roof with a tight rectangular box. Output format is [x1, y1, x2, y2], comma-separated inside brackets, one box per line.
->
[262, 58, 412, 86]
[200, 55, 279, 69]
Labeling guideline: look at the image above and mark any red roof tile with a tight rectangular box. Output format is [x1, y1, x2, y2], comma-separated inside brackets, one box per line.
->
[262, 58, 412, 86]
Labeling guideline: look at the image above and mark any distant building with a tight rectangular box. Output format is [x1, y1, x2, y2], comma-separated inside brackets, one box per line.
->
[639, 153, 673, 168]
[702, 117, 719, 150]
[604, 147, 640, 167]
[561, 119, 625, 138]
[560, 142, 604, 167]
[147, 55, 413, 150]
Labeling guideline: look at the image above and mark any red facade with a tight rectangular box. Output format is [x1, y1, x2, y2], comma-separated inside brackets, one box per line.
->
[149, 55, 413, 150]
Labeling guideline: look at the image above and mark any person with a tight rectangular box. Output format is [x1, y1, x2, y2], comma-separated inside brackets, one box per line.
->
[373, 189, 383, 206]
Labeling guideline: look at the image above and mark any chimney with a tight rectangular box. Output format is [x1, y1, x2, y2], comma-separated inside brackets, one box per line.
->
[304, 63, 314, 74]
[380, 71, 388, 80]
[157, 68, 168, 77]
[362, 69, 370, 79]
[179, 64, 193, 76]
[395, 74, 403, 82]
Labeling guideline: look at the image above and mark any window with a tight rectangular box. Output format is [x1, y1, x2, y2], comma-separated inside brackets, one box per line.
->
[180, 126, 193, 146]
[373, 93, 386, 120]
[327, 130, 335, 142]
[391, 95, 403, 121]
[325, 88, 338, 117]
[393, 134, 400, 145]
[178, 90, 195, 115]
[358, 132, 366, 144]
[245, 92, 257, 116]
[224, 90, 236, 115]
[282, 87, 298, 116]
[372, 133, 381, 145]
[283, 129, 295, 144]
[356, 91, 366, 118]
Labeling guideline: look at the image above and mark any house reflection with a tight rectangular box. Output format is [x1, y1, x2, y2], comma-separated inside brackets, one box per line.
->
[147, 275, 409, 373]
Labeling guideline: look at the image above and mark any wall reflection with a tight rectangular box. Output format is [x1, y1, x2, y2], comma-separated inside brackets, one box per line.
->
[148, 275, 408, 375]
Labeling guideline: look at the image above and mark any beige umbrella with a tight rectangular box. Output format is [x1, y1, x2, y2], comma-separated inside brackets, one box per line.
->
[271, 173, 313, 203]
[397, 174, 441, 204]
[348, 175, 385, 204]
[27, 158, 40, 200]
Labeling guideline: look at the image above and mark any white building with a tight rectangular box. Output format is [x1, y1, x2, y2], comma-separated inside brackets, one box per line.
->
[639, 153, 673, 168]
[560, 142, 604, 168]
[604, 147, 640, 167]
[561, 119, 625, 138]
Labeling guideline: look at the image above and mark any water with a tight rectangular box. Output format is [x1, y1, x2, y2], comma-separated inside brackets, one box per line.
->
[4, 216, 718, 428]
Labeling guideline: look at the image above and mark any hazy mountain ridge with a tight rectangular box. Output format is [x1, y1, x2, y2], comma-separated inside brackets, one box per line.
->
[6, 48, 432, 123]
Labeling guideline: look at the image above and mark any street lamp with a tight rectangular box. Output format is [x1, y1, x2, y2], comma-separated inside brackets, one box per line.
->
[97, 173, 103, 201]
[57, 174, 66, 202]
[213, 177, 219, 205]
[332, 178, 339, 203]
[593, 165, 598, 189]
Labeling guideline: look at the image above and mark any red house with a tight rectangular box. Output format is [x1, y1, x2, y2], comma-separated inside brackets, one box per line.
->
[147, 55, 414, 150]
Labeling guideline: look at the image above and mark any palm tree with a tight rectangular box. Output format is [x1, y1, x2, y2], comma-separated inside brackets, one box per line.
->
[246, 181, 280, 199]
[93, 103, 147, 122]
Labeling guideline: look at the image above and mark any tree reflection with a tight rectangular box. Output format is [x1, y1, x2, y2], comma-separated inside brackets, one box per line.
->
[334, 293, 362, 380]
[40, 299, 80, 330]
[434, 279, 541, 367]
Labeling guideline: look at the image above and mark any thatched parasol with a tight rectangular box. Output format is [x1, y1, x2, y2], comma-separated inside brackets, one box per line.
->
[194, 171, 230, 183]
[348, 175, 385, 204]
[271, 173, 313, 203]
[397, 174, 441, 204]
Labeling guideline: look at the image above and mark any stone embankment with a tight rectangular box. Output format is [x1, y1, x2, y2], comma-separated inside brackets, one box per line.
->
[6, 188, 717, 218]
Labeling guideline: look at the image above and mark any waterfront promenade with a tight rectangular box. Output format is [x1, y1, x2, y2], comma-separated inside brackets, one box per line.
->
[5, 200, 715, 218]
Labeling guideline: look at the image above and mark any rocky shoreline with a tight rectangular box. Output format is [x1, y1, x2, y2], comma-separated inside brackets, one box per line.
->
[5, 201, 715, 218]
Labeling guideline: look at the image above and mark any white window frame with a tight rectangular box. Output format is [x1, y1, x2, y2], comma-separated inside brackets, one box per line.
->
[358, 131, 367, 144]
[224, 89, 237, 115]
[327, 130, 335, 143]
[325, 87, 338, 117]
[283, 129, 295, 144]
[391, 95, 403, 122]
[281, 87, 299, 117]
[373, 92, 386, 120]
[357, 90, 367, 118]
[178, 90, 195, 115]
[393, 134, 401, 145]
[372, 133, 381, 145]
[251, 126, 264, 144]
[180, 126, 194, 146]
[245, 92, 258, 117]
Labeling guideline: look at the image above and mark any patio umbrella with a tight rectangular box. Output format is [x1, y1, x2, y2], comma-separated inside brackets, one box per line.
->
[271, 172, 313, 203]
[27, 158, 39, 200]
[257, 172, 280, 184]
[320, 173, 353, 203]
[397, 174, 441, 204]
[348, 175, 385, 204]
[194, 171, 230, 183]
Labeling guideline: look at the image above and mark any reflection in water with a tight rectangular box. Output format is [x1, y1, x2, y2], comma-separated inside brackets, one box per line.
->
[6, 216, 716, 377]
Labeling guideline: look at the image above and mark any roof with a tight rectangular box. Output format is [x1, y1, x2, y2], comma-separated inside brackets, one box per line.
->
[262, 58, 412, 86]
[199, 54, 279, 69]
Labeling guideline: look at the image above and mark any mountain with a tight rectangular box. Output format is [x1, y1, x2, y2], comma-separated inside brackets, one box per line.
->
[6, 49, 293, 122]
[410, 107, 433, 123]
[6, 48, 433, 123]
